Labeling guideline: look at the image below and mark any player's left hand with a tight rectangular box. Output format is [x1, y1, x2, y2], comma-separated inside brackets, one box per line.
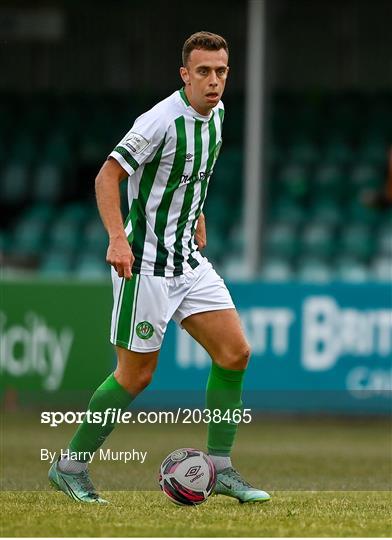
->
[195, 213, 207, 249]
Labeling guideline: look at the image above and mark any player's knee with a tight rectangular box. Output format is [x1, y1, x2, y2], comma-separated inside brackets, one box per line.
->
[136, 370, 154, 392]
[115, 369, 154, 395]
[218, 343, 251, 370]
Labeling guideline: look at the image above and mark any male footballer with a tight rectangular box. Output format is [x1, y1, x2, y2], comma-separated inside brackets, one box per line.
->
[49, 31, 270, 504]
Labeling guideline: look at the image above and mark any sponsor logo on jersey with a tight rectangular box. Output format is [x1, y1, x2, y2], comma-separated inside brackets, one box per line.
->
[136, 321, 154, 340]
[185, 153, 193, 162]
[179, 170, 212, 187]
[125, 132, 150, 154]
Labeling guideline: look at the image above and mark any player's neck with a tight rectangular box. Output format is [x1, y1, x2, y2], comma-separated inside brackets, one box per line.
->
[184, 86, 213, 117]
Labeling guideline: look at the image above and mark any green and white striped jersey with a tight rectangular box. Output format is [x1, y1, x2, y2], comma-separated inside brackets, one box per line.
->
[109, 88, 224, 277]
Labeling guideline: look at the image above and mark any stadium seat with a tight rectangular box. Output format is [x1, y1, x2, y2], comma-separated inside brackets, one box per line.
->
[339, 225, 374, 259]
[259, 258, 294, 282]
[312, 163, 345, 199]
[287, 138, 319, 165]
[31, 163, 63, 203]
[220, 257, 251, 281]
[270, 197, 306, 225]
[308, 197, 342, 225]
[349, 163, 382, 191]
[84, 218, 108, 255]
[347, 199, 380, 225]
[377, 225, 392, 256]
[296, 257, 333, 283]
[370, 256, 392, 281]
[48, 218, 81, 252]
[24, 202, 54, 221]
[40, 251, 74, 276]
[321, 139, 354, 165]
[301, 223, 335, 258]
[8, 133, 37, 165]
[264, 223, 298, 258]
[0, 163, 30, 205]
[278, 163, 309, 200]
[42, 133, 73, 166]
[357, 136, 388, 166]
[335, 257, 369, 282]
[74, 254, 108, 279]
[11, 220, 47, 256]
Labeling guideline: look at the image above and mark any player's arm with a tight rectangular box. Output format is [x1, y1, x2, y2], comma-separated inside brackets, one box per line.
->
[95, 158, 134, 279]
[195, 212, 207, 249]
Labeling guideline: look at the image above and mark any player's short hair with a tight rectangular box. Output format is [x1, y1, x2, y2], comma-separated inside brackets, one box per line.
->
[182, 31, 229, 66]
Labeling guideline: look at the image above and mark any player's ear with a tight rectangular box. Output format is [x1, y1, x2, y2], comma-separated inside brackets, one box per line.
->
[180, 66, 190, 85]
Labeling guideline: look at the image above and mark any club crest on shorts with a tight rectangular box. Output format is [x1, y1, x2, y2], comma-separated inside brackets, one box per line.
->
[136, 321, 154, 339]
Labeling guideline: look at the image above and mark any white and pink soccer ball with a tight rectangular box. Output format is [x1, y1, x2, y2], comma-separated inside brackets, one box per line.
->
[159, 448, 216, 506]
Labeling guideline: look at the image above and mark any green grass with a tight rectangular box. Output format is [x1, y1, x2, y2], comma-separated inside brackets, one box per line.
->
[1, 413, 391, 536]
[1, 490, 391, 537]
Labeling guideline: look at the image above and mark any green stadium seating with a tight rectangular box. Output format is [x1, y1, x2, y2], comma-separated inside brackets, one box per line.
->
[74, 254, 108, 279]
[1, 163, 30, 205]
[278, 163, 309, 200]
[84, 219, 108, 255]
[377, 226, 392, 256]
[301, 223, 335, 258]
[40, 251, 73, 276]
[220, 256, 251, 281]
[357, 136, 388, 166]
[312, 163, 345, 198]
[370, 257, 392, 281]
[31, 163, 63, 203]
[259, 258, 294, 282]
[48, 219, 80, 252]
[287, 139, 319, 165]
[42, 133, 73, 166]
[335, 257, 369, 282]
[339, 225, 373, 259]
[296, 257, 333, 282]
[309, 197, 342, 225]
[11, 220, 46, 256]
[8, 133, 37, 165]
[322, 139, 354, 165]
[349, 164, 382, 191]
[270, 197, 306, 225]
[203, 228, 225, 263]
[264, 223, 298, 258]
[347, 199, 380, 225]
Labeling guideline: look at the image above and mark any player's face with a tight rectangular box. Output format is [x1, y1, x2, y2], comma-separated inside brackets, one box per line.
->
[180, 48, 229, 115]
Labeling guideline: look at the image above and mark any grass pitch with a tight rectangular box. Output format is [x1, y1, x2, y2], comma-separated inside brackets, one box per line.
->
[1, 412, 391, 537]
[1, 490, 391, 537]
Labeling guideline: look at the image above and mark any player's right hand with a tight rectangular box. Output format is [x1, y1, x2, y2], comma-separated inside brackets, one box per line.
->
[106, 236, 135, 280]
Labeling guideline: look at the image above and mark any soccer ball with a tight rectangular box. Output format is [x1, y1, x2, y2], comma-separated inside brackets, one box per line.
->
[159, 448, 216, 506]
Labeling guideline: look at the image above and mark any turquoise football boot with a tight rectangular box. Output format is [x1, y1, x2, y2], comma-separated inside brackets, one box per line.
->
[48, 460, 108, 504]
[214, 467, 271, 503]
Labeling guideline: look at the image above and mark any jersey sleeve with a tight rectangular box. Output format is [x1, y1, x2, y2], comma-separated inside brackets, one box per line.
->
[109, 107, 166, 176]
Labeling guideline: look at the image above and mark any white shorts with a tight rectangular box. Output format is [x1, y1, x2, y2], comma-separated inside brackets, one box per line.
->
[110, 259, 235, 352]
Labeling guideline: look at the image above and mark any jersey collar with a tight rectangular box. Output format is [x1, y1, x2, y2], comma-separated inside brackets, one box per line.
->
[178, 87, 214, 122]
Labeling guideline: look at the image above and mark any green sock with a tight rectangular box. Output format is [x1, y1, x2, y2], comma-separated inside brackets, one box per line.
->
[69, 373, 134, 458]
[206, 362, 245, 456]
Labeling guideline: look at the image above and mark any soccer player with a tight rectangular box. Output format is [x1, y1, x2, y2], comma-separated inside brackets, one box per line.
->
[49, 31, 270, 504]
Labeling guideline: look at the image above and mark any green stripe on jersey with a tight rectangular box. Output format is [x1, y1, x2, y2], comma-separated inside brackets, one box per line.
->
[114, 146, 139, 171]
[124, 198, 139, 244]
[173, 119, 203, 275]
[132, 137, 166, 272]
[187, 112, 217, 259]
[116, 275, 138, 347]
[153, 116, 187, 276]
